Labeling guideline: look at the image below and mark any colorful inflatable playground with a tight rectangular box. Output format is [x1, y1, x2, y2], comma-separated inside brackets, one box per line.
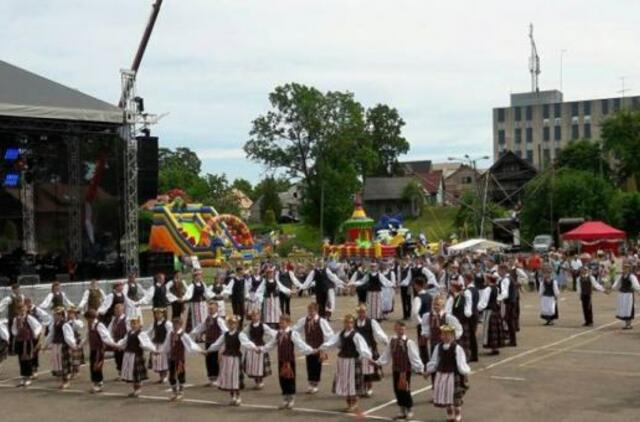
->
[148, 198, 258, 267]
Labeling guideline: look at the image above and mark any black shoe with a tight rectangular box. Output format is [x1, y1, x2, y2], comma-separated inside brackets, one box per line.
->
[488, 350, 500, 356]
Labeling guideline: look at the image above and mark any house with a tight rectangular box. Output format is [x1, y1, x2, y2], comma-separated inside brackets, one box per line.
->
[398, 160, 445, 205]
[444, 164, 481, 204]
[362, 177, 422, 221]
[231, 188, 253, 220]
[481, 150, 538, 206]
[431, 162, 463, 179]
[399, 160, 432, 176]
[278, 184, 303, 222]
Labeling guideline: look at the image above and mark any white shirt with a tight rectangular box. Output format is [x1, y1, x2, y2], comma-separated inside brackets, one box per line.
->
[575, 275, 605, 295]
[146, 319, 173, 344]
[292, 314, 334, 339]
[190, 313, 228, 340]
[160, 329, 204, 354]
[356, 317, 389, 345]
[39, 292, 74, 310]
[426, 342, 471, 375]
[350, 271, 395, 288]
[375, 335, 423, 372]
[612, 273, 640, 292]
[263, 327, 315, 355]
[420, 312, 463, 340]
[206, 330, 258, 352]
[115, 329, 157, 353]
[444, 291, 473, 318]
[0, 319, 9, 342]
[319, 329, 373, 360]
[44, 320, 77, 348]
[300, 268, 346, 290]
[11, 314, 43, 338]
[243, 321, 277, 342]
[538, 279, 561, 297]
[88, 320, 118, 349]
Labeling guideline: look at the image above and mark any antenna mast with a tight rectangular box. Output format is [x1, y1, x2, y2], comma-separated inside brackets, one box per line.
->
[529, 23, 541, 92]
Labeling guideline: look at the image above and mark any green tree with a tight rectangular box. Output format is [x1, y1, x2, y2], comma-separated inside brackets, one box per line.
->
[601, 108, 640, 186]
[158, 147, 209, 200]
[556, 139, 610, 177]
[365, 104, 409, 177]
[612, 191, 640, 238]
[259, 177, 283, 221]
[253, 176, 291, 199]
[231, 178, 254, 199]
[454, 190, 505, 238]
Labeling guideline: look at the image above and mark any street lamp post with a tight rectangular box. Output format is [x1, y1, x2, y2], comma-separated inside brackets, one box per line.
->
[448, 155, 490, 237]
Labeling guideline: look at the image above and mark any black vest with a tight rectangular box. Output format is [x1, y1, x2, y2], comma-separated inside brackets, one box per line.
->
[314, 269, 333, 292]
[223, 331, 242, 357]
[231, 278, 245, 301]
[279, 272, 293, 288]
[467, 286, 479, 319]
[418, 292, 432, 318]
[153, 320, 168, 344]
[152, 284, 168, 308]
[579, 277, 592, 296]
[368, 273, 382, 292]
[620, 275, 633, 293]
[542, 281, 555, 297]
[337, 330, 359, 358]
[487, 285, 500, 312]
[192, 283, 206, 302]
[436, 342, 458, 373]
[451, 294, 467, 322]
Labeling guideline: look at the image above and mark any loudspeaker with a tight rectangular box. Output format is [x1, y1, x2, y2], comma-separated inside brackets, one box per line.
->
[140, 251, 174, 277]
[137, 135, 158, 204]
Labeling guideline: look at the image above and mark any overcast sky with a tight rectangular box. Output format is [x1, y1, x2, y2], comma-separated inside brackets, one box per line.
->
[2, 0, 639, 183]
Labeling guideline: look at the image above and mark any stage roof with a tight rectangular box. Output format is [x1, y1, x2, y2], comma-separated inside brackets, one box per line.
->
[0, 60, 123, 124]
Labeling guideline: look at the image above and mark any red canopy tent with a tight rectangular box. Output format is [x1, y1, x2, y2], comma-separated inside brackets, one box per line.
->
[562, 220, 625, 254]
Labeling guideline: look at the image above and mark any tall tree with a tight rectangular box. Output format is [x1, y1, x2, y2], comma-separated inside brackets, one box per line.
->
[231, 178, 254, 199]
[365, 104, 409, 177]
[555, 139, 609, 177]
[601, 108, 640, 186]
[259, 177, 283, 222]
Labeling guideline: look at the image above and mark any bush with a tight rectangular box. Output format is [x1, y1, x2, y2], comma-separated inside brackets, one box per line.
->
[263, 209, 277, 227]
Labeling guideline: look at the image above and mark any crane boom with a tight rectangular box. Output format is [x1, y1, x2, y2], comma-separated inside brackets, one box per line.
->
[529, 23, 541, 92]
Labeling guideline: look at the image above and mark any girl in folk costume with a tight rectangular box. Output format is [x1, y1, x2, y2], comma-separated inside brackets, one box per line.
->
[262, 267, 293, 328]
[124, 273, 145, 321]
[107, 303, 129, 379]
[23, 297, 50, 377]
[0, 318, 8, 366]
[246, 267, 265, 318]
[180, 270, 213, 333]
[159, 317, 204, 401]
[209, 274, 228, 317]
[374, 321, 424, 421]
[539, 265, 560, 325]
[83, 309, 118, 393]
[445, 283, 472, 358]
[380, 261, 397, 319]
[146, 307, 172, 383]
[0, 283, 25, 355]
[243, 310, 277, 389]
[319, 314, 372, 413]
[355, 304, 389, 397]
[11, 303, 43, 386]
[114, 316, 157, 397]
[612, 261, 640, 329]
[292, 302, 334, 394]
[426, 324, 471, 422]
[39, 281, 75, 311]
[190, 301, 227, 386]
[78, 279, 106, 312]
[262, 314, 317, 409]
[477, 274, 505, 355]
[65, 306, 85, 378]
[206, 315, 260, 406]
[420, 296, 463, 361]
[44, 307, 77, 389]
[98, 281, 137, 326]
[349, 262, 395, 321]
[166, 272, 188, 320]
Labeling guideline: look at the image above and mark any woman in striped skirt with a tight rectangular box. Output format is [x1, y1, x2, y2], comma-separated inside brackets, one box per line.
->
[477, 276, 505, 355]
[426, 324, 471, 422]
[349, 263, 395, 321]
[115, 316, 157, 397]
[65, 307, 85, 378]
[181, 270, 212, 333]
[261, 267, 292, 328]
[206, 315, 259, 406]
[243, 310, 276, 389]
[45, 307, 77, 389]
[146, 308, 172, 383]
[319, 314, 372, 413]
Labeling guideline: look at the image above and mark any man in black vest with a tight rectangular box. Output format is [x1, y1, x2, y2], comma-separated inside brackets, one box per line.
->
[410, 277, 433, 366]
[463, 272, 480, 362]
[221, 267, 249, 327]
[397, 258, 413, 320]
[576, 266, 606, 326]
[498, 264, 517, 347]
[299, 261, 346, 320]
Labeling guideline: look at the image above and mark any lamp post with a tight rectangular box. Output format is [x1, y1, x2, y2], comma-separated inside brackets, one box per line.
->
[448, 155, 490, 237]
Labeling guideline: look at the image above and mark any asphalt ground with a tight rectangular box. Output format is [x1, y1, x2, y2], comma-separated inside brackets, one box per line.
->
[1, 288, 639, 422]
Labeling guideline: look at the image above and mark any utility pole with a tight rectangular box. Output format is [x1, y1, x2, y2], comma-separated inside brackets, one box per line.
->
[560, 49, 567, 92]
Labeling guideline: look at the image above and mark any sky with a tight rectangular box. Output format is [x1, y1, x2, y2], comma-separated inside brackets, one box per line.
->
[2, 0, 640, 183]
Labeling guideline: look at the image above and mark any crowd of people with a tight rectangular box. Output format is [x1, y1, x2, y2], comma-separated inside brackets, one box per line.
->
[0, 249, 639, 421]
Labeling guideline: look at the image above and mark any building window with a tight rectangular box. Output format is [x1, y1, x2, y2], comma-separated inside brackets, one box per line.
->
[543, 104, 550, 119]
[461, 176, 473, 184]
[526, 127, 533, 143]
[554, 125, 562, 141]
[498, 129, 505, 144]
[515, 128, 522, 143]
[583, 101, 591, 116]
[613, 98, 621, 111]
[543, 148, 551, 165]
[526, 106, 532, 120]
[526, 150, 533, 163]
[543, 126, 550, 141]
[515, 150, 522, 158]
[497, 108, 505, 122]
[572, 124, 579, 140]
[554, 103, 562, 117]
[571, 102, 579, 117]
[584, 123, 591, 139]
[601, 99, 609, 115]
[555, 148, 562, 158]
[515, 107, 522, 121]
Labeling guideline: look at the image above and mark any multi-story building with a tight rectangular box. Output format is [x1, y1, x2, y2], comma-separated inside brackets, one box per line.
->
[492, 90, 640, 169]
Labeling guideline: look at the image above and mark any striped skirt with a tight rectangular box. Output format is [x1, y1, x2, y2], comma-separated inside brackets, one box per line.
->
[187, 301, 208, 333]
[218, 355, 243, 391]
[382, 287, 394, 313]
[432, 372, 467, 407]
[244, 349, 272, 378]
[71, 345, 85, 367]
[246, 297, 262, 317]
[361, 352, 381, 382]
[366, 291, 383, 320]
[148, 345, 168, 372]
[482, 309, 504, 350]
[50, 343, 72, 377]
[616, 293, 635, 321]
[262, 296, 281, 325]
[332, 357, 364, 397]
[122, 351, 148, 383]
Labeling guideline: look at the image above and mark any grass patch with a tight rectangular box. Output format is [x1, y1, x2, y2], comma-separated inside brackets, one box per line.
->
[403, 206, 458, 241]
[280, 223, 322, 254]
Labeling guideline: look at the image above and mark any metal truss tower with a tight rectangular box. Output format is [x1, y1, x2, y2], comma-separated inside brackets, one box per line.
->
[66, 136, 83, 261]
[20, 178, 35, 253]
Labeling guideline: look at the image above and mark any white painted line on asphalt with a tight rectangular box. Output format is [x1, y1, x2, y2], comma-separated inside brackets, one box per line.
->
[562, 349, 640, 357]
[490, 376, 526, 382]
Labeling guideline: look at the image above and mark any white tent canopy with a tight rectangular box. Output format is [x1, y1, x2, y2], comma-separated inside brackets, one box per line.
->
[448, 238, 508, 253]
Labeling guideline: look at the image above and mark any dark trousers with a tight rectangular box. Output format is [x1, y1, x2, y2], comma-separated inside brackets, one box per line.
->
[90, 350, 103, 383]
[279, 361, 296, 395]
[31, 350, 40, 370]
[393, 372, 413, 409]
[114, 350, 124, 372]
[400, 286, 412, 319]
[581, 294, 593, 325]
[171, 302, 185, 320]
[315, 290, 328, 318]
[205, 345, 220, 378]
[468, 317, 479, 361]
[514, 299, 521, 332]
[505, 303, 518, 346]
[356, 286, 367, 305]
[417, 326, 429, 366]
[15, 342, 34, 377]
[305, 354, 322, 383]
[168, 359, 186, 388]
[231, 299, 245, 326]
[572, 271, 580, 291]
[279, 292, 291, 316]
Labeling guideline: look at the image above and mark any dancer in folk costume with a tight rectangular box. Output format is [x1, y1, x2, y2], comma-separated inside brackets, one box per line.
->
[140, 273, 178, 315]
[411, 277, 434, 367]
[497, 264, 518, 347]
[292, 302, 334, 393]
[246, 267, 265, 317]
[261, 267, 293, 328]
[107, 303, 129, 378]
[462, 273, 480, 362]
[206, 315, 260, 406]
[11, 303, 42, 386]
[124, 272, 145, 322]
[222, 266, 249, 326]
[263, 314, 317, 409]
[398, 258, 414, 320]
[209, 274, 228, 317]
[445, 283, 472, 358]
[277, 262, 303, 316]
[83, 309, 118, 393]
[539, 265, 560, 325]
[355, 304, 389, 397]
[160, 317, 204, 401]
[351, 262, 368, 305]
[39, 281, 75, 311]
[426, 324, 471, 422]
[612, 261, 640, 329]
[243, 310, 277, 389]
[299, 260, 347, 320]
[78, 279, 106, 312]
[576, 265, 607, 326]
[98, 281, 138, 326]
[0, 318, 8, 367]
[65, 306, 85, 378]
[181, 270, 212, 333]
[349, 262, 395, 321]
[477, 274, 505, 355]
[24, 297, 50, 376]
[0, 283, 25, 355]
[146, 307, 172, 383]
[374, 320, 425, 420]
[421, 296, 463, 364]
[44, 307, 77, 389]
[190, 301, 227, 386]
[380, 261, 397, 318]
[319, 314, 372, 413]
[165, 272, 188, 320]
[115, 316, 157, 397]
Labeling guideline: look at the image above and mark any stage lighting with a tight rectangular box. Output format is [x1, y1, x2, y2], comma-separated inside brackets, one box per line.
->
[134, 96, 145, 112]
[4, 148, 20, 160]
[3, 172, 20, 187]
